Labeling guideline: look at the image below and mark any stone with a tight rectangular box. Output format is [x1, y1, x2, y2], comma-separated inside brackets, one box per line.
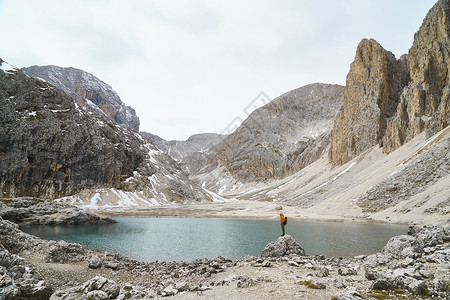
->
[86, 290, 109, 300]
[46, 241, 85, 263]
[407, 279, 428, 296]
[382, 235, 423, 259]
[329, 38, 409, 166]
[371, 279, 394, 291]
[261, 235, 306, 258]
[315, 267, 329, 277]
[338, 267, 357, 276]
[88, 255, 102, 269]
[83, 276, 120, 299]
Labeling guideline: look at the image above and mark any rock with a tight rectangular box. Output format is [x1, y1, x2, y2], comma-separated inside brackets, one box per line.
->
[162, 284, 178, 296]
[0, 67, 211, 204]
[329, 38, 409, 166]
[88, 255, 102, 269]
[187, 83, 343, 184]
[338, 267, 357, 276]
[330, 0, 450, 166]
[86, 290, 109, 300]
[430, 277, 448, 296]
[364, 269, 378, 280]
[382, 235, 423, 259]
[236, 275, 255, 288]
[261, 235, 306, 258]
[371, 279, 394, 291]
[315, 267, 329, 277]
[0, 243, 53, 300]
[407, 279, 428, 296]
[83, 276, 120, 299]
[383, 0, 450, 152]
[46, 241, 85, 263]
[22, 65, 140, 132]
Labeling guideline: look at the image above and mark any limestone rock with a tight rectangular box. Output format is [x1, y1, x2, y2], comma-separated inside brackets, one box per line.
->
[0, 67, 212, 204]
[383, 0, 450, 152]
[261, 235, 306, 257]
[190, 83, 343, 183]
[88, 255, 103, 269]
[22, 65, 140, 132]
[329, 39, 409, 166]
[330, 0, 450, 166]
[83, 276, 120, 299]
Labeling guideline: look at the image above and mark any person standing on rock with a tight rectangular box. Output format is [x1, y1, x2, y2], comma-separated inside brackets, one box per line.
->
[280, 213, 287, 236]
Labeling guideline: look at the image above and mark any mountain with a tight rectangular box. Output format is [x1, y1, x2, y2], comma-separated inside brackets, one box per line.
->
[329, 0, 449, 166]
[22, 65, 140, 132]
[140, 132, 226, 161]
[206, 0, 449, 224]
[0, 62, 213, 206]
[185, 83, 344, 193]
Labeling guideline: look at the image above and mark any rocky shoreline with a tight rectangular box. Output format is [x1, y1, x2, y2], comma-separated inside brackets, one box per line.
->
[0, 203, 448, 299]
[0, 198, 116, 225]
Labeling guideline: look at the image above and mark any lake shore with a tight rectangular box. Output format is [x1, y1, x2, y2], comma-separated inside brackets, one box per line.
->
[93, 199, 412, 225]
[1, 214, 448, 300]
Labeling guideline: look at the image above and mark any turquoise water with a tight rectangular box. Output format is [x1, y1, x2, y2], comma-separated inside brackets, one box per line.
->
[21, 217, 407, 262]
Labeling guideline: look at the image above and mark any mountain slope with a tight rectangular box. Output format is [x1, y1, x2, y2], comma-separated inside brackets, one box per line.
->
[228, 125, 449, 225]
[186, 83, 344, 193]
[22, 65, 140, 132]
[0, 63, 212, 205]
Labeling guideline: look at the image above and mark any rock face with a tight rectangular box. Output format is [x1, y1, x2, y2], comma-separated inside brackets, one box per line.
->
[383, 0, 450, 153]
[261, 235, 306, 257]
[329, 39, 409, 165]
[0, 65, 211, 204]
[330, 0, 449, 165]
[0, 67, 143, 199]
[22, 65, 140, 132]
[141, 132, 226, 161]
[190, 83, 343, 183]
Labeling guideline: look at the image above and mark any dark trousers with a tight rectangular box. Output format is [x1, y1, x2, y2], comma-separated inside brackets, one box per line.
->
[281, 223, 285, 236]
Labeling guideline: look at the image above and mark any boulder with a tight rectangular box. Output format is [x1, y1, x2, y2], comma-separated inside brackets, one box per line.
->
[46, 241, 85, 263]
[261, 235, 305, 258]
[83, 276, 120, 299]
[382, 235, 423, 259]
[88, 255, 102, 269]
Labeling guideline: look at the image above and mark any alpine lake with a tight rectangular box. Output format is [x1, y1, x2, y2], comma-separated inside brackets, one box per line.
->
[21, 217, 408, 262]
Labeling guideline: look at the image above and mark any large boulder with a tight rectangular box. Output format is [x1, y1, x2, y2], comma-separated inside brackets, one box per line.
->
[261, 235, 305, 257]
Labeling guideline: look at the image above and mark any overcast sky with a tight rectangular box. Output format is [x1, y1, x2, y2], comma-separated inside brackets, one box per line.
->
[0, 0, 437, 140]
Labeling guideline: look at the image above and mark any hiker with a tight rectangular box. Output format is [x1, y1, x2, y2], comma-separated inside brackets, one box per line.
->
[280, 213, 287, 236]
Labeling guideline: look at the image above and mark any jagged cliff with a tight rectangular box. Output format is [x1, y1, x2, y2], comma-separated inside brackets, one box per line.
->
[0, 64, 211, 204]
[330, 0, 449, 165]
[22, 65, 140, 132]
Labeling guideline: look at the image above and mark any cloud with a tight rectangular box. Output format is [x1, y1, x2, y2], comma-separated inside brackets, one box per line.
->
[0, 0, 437, 140]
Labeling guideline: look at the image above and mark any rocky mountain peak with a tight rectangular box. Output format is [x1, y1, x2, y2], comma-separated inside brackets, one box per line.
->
[22, 65, 140, 132]
[330, 0, 449, 165]
[188, 83, 344, 185]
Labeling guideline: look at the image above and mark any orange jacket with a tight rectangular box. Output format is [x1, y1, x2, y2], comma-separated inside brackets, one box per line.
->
[280, 214, 286, 224]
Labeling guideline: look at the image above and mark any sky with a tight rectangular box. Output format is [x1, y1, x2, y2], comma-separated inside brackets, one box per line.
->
[0, 0, 437, 140]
